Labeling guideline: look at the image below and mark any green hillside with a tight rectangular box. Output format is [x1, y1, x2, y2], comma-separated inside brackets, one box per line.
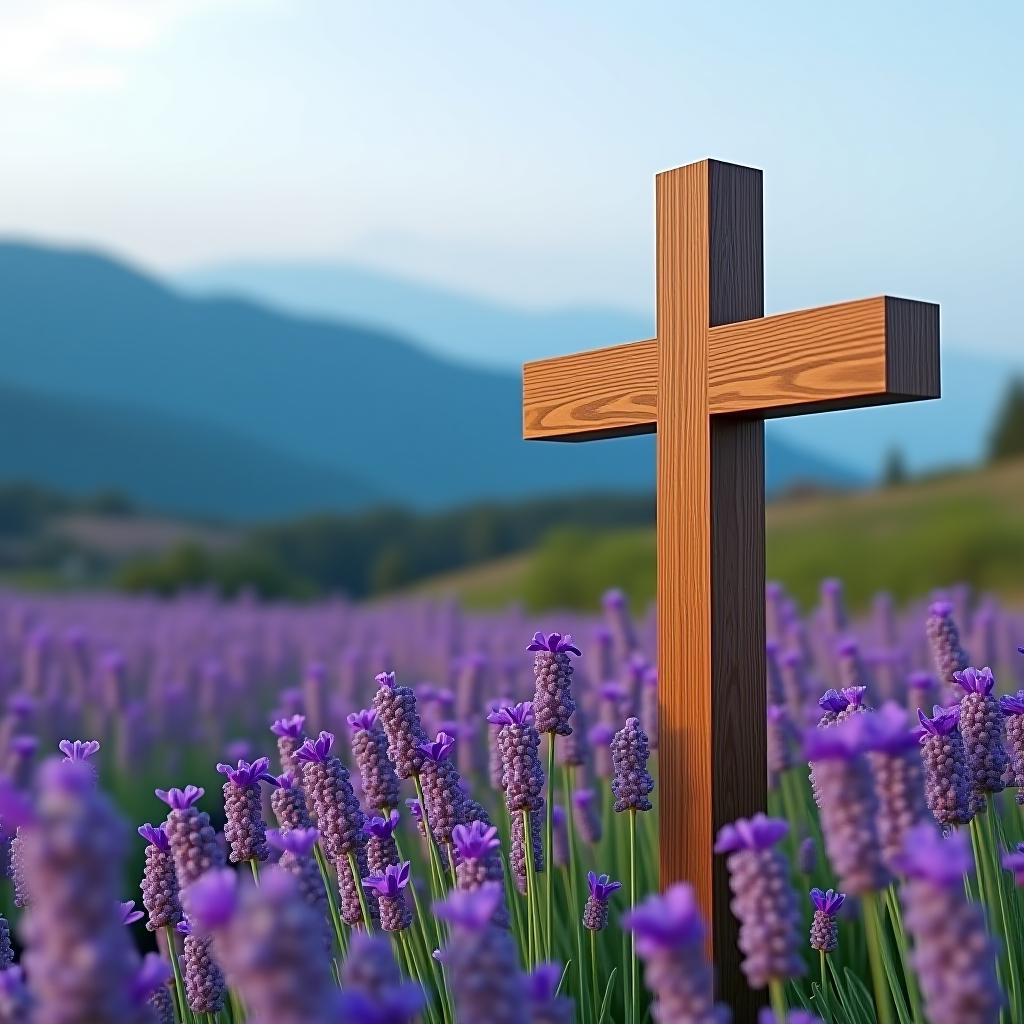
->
[416, 460, 1024, 612]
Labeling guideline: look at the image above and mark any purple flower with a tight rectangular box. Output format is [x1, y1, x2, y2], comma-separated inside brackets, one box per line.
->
[267, 827, 319, 857]
[137, 822, 170, 852]
[714, 813, 788, 853]
[818, 689, 849, 714]
[119, 900, 145, 925]
[897, 824, 1002, 1023]
[367, 810, 401, 840]
[530, 632, 579, 736]
[954, 666, 996, 696]
[58, 738, 101, 761]
[183, 868, 239, 932]
[1001, 690, 1024, 715]
[418, 731, 456, 762]
[294, 731, 335, 764]
[271, 714, 306, 738]
[1002, 842, 1024, 885]
[453, 820, 500, 861]
[527, 632, 582, 656]
[373, 671, 430, 779]
[805, 720, 890, 894]
[486, 701, 534, 727]
[362, 861, 411, 899]
[917, 704, 960, 736]
[624, 884, 731, 1023]
[582, 871, 622, 932]
[809, 886, 845, 916]
[717, 815, 805, 988]
[375, 671, 397, 689]
[215, 757, 273, 788]
[155, 785, 204, 810]
[130, 953, 172, 1006]
[347, 708, 379, 731]
[435, 883, 526, 1024]
[808, 887, 845, 955]
[893, 824, 973, 884]
[527, 961, 572, 1024]
[611, 717, 654, 813]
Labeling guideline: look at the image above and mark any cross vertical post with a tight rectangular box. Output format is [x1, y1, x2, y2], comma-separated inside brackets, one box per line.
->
[657, 160, 766, 1022]
[520, 157, 940, 1022]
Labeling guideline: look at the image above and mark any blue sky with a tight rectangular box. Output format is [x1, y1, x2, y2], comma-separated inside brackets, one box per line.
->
[1, 1, 1022, 357]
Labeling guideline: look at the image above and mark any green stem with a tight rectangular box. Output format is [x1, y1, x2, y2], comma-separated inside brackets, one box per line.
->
[862, 890, 896, 1024]
[590, 927, 600, 1023]
[545, 734, 556, 961]
[886, 882, 923, 1024]
[564, 766, 586, 1016]
[164, 925, 191, 1024]
[413, 775, 449, 901]
[629, 809, 638, 1024]
[523, 808, 541, 966]
[313, 843, 348, 957]
[819, 950, 829, 1016]
[769, 979, 787, 1023]
[248, 858, 260, 887]
[347, 851, 375, 932]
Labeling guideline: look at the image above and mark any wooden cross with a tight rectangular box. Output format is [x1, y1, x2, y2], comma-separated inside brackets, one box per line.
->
[522, 159, 939, 1018]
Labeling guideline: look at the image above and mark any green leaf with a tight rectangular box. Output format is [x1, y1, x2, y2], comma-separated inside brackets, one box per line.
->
[597, 968, 619, 1024]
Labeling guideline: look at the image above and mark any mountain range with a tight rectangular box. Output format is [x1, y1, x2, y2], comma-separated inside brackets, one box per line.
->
[0, 241, 860, 522]
[181, 260, 1024, 478]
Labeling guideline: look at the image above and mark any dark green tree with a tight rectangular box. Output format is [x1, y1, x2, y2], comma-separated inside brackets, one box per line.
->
[882, 447, 908, 486]
[989, 377, 1024, 462]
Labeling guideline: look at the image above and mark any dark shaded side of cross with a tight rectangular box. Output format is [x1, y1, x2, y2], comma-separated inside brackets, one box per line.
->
[522, 159, 939, 1019]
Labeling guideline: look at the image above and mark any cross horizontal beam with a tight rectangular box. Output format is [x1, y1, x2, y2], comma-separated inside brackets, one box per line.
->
[522, 294, 939, 441]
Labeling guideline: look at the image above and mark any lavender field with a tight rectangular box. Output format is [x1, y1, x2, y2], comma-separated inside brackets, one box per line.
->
[0, 581, 1021, 1024]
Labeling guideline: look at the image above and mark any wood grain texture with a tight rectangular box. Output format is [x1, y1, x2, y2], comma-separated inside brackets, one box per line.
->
[656, 159, 767, 1022]
[523, 295, 939, 439]
[704, 162, 767, 1024]
[523, 338, 657, 440]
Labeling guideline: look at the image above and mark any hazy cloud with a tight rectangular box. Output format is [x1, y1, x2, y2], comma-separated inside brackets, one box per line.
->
[0, 0, 240, 93]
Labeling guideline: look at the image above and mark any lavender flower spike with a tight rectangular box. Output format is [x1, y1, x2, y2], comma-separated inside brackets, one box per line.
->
[372, 669, 430, 780]
[926, 600, 970, 700]
[803, 722, 890, 894]
[583, 871, 622, 932]
[624, 883, 731, 1024]
[894, 825, 1002, 1024]
[340, 931, 424, 1022]
[953, 666, 1008, 802]
[158, 782, 227, 1015]
[362, 861, 413, 932]
[187, 867, 340, 1024]
[857, 701, 929, 870]
[1000, 689, 1024, 803]
[528, 631, 580, 736]
[489, 702, 545, 813]
[266, 828, 331, 951]
[453, 820, 509, 926]
[217, 757, 274, 864]
[268, 772, 313, 832]
[294, 731, 366, 860]
[348, 706, 401, 815]
[270, 714, 306, 779]
[809, 888, 845, 953]
[20, 759, 153, 1023]
[715, 814, 804, 988]
[611, 717, 654, 813]
[435, 884, 528, 1024]
[137, 822, 181, 931]
[527, 961, 574, 1024]
[917, 705, 973, 826]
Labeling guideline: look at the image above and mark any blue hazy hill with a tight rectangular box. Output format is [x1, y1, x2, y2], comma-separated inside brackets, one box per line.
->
[181, 260, 1023, 478]
[0, 241, 860, 521]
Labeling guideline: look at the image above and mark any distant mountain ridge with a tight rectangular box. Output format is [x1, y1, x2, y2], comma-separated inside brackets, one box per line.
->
[180, 259, 1024, 478]
[0, 241, 860, 521]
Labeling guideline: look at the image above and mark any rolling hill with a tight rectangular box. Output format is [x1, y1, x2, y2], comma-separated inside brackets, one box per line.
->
[0, 241, 859, 520]
[180, 258, 1024, 479]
